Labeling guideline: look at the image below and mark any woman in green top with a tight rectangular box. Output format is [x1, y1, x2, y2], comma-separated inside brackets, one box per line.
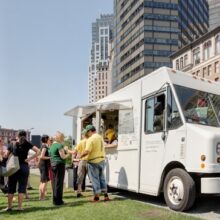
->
[49, 131, 69, 205]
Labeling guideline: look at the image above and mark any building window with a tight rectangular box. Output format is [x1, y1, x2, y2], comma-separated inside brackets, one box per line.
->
[176, 60, 179, 70]
[184, 54, 188, 66]
[216, 35, 220, 55]
[203, 41, 211, 60]
[207, 65, 212, 76]
[215, 62, 219, 74]
[193, 47, 200, 65]
[197, 70, 200, 76]
[203, 67, 207, 77]
[180, 57, 183, 69]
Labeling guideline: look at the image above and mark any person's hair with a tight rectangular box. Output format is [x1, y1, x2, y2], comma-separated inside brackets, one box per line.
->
[18, 130, 27, 138]
[54, 131, 65, 143]
[41, 135, 49, 144]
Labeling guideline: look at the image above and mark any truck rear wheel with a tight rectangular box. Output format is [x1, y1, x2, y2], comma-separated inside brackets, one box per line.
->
[163, 168, 196, 211]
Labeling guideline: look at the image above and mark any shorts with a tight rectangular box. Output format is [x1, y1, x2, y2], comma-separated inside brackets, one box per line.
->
[8, 163, 29, 194]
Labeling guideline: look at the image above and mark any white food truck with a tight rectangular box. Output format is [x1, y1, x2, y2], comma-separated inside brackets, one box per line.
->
[65, 67, 220, 211]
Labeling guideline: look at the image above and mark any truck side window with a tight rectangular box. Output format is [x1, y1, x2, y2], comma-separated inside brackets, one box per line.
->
[145, 94, 165, 133]
[167, 87, 182, 129]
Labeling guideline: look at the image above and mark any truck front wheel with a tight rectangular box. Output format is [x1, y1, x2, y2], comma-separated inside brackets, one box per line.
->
[163, 168, 196, 211]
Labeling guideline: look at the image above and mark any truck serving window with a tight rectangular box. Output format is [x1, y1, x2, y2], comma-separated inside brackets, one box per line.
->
[174, 85, 220, 127]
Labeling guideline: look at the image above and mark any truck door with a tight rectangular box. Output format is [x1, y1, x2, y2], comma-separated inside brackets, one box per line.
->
[140, 93, 166, 194]
[140, 87, 185, 195]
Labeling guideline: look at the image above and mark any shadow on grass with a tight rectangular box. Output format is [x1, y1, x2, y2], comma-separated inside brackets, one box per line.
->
[0, 196, 127, 215]
[62, 194, 93, 199]
[111, 190, 166, 207]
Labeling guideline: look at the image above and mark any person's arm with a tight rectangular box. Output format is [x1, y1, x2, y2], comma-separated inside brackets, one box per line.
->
[80, 150, 89, 158]
[59, 148, 70, 160]
[0, 149, 2, 161]
[105, 139, 118, 148]
[105, 143, 118, 148]
[64, 146, 77, 155]
[3, 149, 11, 158]
[39, 148, 50, 160]
[26, 146, 40, 162]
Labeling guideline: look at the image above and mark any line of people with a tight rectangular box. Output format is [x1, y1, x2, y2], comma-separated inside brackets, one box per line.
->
[0, 124, 112, 211]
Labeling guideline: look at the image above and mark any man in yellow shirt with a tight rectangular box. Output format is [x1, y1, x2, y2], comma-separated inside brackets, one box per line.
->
[80, 124, 109, 202]
[67, 129, 88, 197]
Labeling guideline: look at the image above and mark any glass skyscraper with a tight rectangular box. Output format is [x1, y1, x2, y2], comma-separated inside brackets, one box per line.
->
[112, 0, 209, 91]
[208, 0, 220, 30]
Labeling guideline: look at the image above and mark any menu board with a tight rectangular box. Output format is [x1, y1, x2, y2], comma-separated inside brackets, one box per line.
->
[118, 109, 134, 134]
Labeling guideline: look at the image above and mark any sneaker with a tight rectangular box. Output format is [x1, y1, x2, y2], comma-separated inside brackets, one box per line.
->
[27, 186, 34, 190]
[104, 196, 110, 201]
[77, 193, 83, 198]
[91, 196, 100, 202]
[2, 207, 12, 212]
[53, 200, 65, 206]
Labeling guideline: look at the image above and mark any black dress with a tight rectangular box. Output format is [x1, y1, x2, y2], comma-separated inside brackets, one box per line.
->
[39, 144, 50, 183]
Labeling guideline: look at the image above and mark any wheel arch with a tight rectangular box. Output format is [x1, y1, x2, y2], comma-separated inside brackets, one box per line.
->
[159, 161, 186, 193]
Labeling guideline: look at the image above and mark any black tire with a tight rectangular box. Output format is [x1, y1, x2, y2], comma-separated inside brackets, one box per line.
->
[163, 168, 196, 211]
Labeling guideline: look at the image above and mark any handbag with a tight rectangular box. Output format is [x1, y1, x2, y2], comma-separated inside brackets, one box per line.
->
[0, 165, 6, 177]
[2, 153, 20, 177]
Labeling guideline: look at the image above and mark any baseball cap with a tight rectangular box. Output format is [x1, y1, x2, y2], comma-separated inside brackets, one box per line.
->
[85, 124, 96, 133]
[81, 129, 87, 135]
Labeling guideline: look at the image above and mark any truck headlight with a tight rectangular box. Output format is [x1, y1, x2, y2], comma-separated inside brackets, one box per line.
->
[216, 143, 220, 155]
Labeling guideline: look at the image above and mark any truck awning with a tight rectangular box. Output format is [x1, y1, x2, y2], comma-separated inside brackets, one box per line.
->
[96, 99, 132, 110]
[64, 104, 96, 117]
[64, 99, 132, 117]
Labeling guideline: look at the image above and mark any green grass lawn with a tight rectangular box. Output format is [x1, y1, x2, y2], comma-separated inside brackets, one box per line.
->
[0, 174, 200, 220]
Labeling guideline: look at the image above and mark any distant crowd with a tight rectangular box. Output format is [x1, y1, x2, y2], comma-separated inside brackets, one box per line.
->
[0, 124, 117, 212]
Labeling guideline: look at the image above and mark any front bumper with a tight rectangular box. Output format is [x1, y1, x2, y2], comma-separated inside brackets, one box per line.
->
[201, 177, 220, 194]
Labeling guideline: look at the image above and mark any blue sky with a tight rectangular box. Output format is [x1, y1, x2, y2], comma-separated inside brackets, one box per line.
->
[0, 0, 113, 137]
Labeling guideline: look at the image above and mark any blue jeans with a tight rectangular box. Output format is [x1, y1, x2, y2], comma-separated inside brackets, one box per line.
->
[87, 160, 107, 195]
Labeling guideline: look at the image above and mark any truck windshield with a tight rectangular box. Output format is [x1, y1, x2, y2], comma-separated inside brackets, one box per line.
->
[174, 85, 220, 127]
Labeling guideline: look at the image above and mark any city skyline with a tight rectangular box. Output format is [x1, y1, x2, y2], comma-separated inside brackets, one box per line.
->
[0, 0, 113, 136]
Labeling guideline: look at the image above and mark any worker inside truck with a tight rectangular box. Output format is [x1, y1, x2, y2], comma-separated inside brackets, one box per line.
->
[100, 110, 118, 149]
